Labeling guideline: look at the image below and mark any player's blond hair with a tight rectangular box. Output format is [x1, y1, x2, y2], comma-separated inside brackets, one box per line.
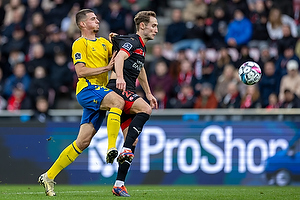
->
[134, 11, 156, 31]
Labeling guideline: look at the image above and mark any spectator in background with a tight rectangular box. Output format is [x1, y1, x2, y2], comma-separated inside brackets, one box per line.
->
[218, 81, 241, 108]
[277, 24, 298, 56]
[192, 48, 216, 92]
[26, 12, 47, 41]
[257, 44, 276, 67]
[266, 7, 298, 41]
[149, 60, 173, 98]
[194, 82, 218, 109]
[50, 51, 73, 101]
[103, 0, 128, 35]
[5, 26, 28, 55]
[214, 64, 237, 101]
[177, 58, 194, 87]
[225, 9, 252, 48]
[153, 86, 168, 109]
[44, 26, 70, 60]
[275, 45, 300, 78]
[169, 83, 195, 109]
[182, 0, 207, 22]
[24, 0, 44, 33]
[1, 8, 25, 54]
[214, 47, 234, 79]
[226, 0, 250, 19]
[61, 3, 81, 37]
[28, 66, 51, 107]
[279, 60, 300, 102]
[3, 0, 25, 27]
[248, 0, 269, 49]
[6, 50, 25, 74]
[87, 0, 109, 17]
[206, 6, 228, 49]
[27, 31, 43, 61]
[259, 61, 280, 108]
[280, 89, 300, 108]
[265, 0, 294, 18]
[7, 83, 32, 111]
[240, 85, 261, 108]
[207, 0, 227, 19]
[44, 0, 71, 27]
[33, 95, 51, 122]
[146, 43, 170, 76]
[165, 9, 187, 45]
[172, 16, 207, 54]
[26, 43, 50, 77]
[235, 45, 255, 69]
[266, 93, 280, 109]
[120, 0, 150, 16]
[3, 62, 31, 99]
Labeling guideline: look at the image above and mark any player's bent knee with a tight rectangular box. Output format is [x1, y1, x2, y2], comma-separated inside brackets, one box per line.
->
[144, 105, 152, 115]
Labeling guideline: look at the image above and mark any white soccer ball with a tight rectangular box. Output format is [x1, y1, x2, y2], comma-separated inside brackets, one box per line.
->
[238, 61, 262, 85]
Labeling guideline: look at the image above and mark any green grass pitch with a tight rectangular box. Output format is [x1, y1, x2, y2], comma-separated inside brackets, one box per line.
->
[0, 185, 299, 200]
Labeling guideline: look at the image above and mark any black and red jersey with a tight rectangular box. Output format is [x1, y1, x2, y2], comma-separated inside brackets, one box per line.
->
[112, 34, 146, 91]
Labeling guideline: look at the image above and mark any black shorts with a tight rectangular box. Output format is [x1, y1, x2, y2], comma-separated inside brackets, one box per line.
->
[107, 79, 140, 114]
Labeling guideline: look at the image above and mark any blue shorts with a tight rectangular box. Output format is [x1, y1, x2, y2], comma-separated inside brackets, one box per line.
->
[76, 84, 112, 131]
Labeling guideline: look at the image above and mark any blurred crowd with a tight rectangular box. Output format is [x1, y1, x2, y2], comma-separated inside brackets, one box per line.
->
[0, 0, 300, 121]
[145, 0, 300, 110]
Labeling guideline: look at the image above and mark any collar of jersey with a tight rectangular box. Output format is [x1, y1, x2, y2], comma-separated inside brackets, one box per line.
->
[83, 37, 97, 42]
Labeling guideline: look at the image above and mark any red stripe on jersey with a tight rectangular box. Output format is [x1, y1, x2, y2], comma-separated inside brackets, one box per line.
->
[120, 48, 131, 56]
[133, 49, 145, 56]
[138, 36, 145, 47]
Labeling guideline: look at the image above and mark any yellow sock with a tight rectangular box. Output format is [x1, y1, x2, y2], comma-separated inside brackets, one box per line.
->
[47, 141, 82, 180]
[107, 107, 122, 150]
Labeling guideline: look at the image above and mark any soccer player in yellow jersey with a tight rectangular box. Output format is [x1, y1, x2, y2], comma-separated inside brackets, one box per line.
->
[38, 9, 124, 196]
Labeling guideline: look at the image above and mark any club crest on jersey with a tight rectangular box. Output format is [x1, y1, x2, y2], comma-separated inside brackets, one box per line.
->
[122, 42, 133, 51]
[102, 44, 107, 51]
[75, 52, 81, 60]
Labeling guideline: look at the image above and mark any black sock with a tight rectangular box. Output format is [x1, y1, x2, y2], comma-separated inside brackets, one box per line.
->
[131, 145, 136, 154]
[116, 160, 131, 182]
[123, 113, 149, 148]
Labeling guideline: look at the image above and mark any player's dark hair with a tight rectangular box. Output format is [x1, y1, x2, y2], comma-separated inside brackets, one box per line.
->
[76, 9, 94, 29]
[134, 11, 156, 31]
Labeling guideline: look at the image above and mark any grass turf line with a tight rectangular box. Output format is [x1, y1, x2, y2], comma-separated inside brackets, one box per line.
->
[0, 185, 299, 200]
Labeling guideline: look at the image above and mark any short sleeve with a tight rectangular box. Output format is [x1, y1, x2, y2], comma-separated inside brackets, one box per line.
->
[72, 39, 87, 65]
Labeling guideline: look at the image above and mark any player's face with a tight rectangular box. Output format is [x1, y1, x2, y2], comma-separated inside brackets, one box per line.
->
[84, 12, 100, 33]
[143, 16, 158, 41]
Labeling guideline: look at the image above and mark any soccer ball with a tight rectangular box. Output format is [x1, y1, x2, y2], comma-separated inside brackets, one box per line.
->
[238, 61, 262, 85]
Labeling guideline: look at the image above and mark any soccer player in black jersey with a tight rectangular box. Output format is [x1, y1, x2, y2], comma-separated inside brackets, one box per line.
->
[106, 11, 158, 197]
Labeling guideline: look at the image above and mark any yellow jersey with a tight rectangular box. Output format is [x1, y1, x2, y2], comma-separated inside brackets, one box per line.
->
[72, 37, 113, 95]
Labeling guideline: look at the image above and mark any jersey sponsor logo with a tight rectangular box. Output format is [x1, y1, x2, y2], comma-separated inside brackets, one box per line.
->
[133, 49, 145, 56]
[122, 42, 133, 51]
[75, 52, 81, 60]
[132, 60, 144, 71]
